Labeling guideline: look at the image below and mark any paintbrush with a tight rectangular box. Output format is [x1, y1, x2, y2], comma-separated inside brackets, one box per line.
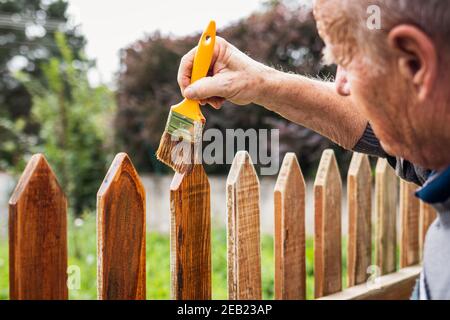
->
[156, 20, 216, 174]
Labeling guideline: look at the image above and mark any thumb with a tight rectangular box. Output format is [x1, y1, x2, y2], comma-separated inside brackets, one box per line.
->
[183, 74, 227, 100]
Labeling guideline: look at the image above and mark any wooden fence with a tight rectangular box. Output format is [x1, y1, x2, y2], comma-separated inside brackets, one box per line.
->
[5, 150, 436, 300]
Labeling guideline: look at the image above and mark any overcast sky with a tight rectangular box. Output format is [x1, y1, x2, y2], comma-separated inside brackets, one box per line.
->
[67, 0, 263, 86]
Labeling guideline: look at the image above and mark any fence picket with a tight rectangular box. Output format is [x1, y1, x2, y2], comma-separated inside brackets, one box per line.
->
[227, 151, 261, 300]
[274, 153, 306, 300]
[399, 180, 420, 268]
[419, 201, 437, 257]
[375, 159, 398, 275]
[9, 154, 68, 300]
[97, 153, 146, 299]
[347, 153, 372, 287]
[170, 165, 211, 299]
[314, 149, 342, 298]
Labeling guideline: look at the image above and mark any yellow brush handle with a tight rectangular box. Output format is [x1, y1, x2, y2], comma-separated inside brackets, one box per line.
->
[172, 20, 216, 122]
[191, 20, 216, 84]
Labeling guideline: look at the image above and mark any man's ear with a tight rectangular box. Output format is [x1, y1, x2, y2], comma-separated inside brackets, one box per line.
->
[387, 25, 437, 100]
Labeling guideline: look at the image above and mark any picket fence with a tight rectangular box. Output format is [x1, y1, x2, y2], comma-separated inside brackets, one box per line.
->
[6, 149, 436, 300]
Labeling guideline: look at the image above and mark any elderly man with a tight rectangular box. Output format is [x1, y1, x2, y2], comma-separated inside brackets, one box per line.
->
[177, 0, 450, 299]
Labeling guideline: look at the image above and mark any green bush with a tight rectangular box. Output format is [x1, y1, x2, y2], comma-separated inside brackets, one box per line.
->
[17, 32, 115, 216]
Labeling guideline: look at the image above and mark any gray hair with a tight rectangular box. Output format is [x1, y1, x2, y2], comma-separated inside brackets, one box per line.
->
[381, 0, 450, 42]
[348, 0, 450, 67]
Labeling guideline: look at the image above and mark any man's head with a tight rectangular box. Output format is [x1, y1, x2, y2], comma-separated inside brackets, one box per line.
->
[313, 0, 450, 170]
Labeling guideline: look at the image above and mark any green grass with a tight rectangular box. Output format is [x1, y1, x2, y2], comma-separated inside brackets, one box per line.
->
[0, 215, 350, 300]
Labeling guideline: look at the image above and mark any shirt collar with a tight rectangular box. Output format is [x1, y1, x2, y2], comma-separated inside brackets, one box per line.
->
[416, 166, 450, 204]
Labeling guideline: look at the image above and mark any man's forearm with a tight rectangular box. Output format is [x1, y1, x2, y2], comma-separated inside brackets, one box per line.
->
[254, 67, 368, 150]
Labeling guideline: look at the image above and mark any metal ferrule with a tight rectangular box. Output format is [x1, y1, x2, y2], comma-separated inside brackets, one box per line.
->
[165, 111, 196, 143]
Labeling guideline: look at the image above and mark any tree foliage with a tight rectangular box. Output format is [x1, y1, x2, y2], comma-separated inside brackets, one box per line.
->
[18, 32, 114, 215]
[116, 3, 350, 175]
[0, 0, 86, 171]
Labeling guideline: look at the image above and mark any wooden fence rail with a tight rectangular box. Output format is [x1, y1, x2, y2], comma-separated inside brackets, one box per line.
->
[4, 149, 436, 300]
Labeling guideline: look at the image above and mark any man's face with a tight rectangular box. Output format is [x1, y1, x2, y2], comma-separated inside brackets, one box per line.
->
[334, 53, 412, 159]
[314, 0, 427, 163]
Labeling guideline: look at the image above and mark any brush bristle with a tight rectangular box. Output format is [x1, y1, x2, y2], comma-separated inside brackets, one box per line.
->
[156, 132, 195, 174]
[156, 114, 203, 174]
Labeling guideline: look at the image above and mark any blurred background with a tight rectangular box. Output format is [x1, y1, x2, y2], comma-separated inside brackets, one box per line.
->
[0, 0, 354, 299]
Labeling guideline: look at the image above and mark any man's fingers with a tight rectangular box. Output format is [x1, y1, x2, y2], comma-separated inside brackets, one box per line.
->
[177, 47, 197, 92]
[184, 74, 228, 100]
[208, 97, 225, 109]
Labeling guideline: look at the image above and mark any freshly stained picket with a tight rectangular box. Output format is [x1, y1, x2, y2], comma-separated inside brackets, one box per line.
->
[347, 153, 372, 287]
[375, 159, 398, 275]
[419, 201, 437, 255]
[399, 180, 420, 268]
[227, 151, 262, 300]
[274, 153, 306, 300]
[9, 154, 68, 300]
[314, 149, 342, 298]
[97, 153, 146, 300]
[170, 165, 211, 300]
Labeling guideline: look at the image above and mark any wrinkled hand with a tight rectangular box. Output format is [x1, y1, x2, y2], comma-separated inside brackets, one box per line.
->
[178, 37, 268, 109]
